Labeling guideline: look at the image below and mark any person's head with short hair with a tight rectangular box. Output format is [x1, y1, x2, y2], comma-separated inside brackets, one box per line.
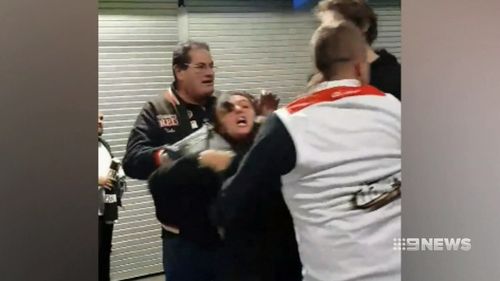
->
[315, 0, 377, 46]
[172, 40, 215, 104]
[214, 91, 257, 143]
[312, 22, 370, 84]
[98, 112, 104, 136]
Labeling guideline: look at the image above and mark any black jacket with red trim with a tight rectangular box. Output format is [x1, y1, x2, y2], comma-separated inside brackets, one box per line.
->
[122, 84, 216, 180]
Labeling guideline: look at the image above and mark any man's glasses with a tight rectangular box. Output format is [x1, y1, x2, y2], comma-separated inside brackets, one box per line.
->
[184, 63, 217, 73]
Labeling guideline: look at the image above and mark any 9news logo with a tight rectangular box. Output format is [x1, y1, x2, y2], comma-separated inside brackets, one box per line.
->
[393, 238, 471, 251]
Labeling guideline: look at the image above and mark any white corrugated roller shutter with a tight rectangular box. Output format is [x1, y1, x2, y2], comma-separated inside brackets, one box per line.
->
[97, 1, 399, 280]
[98, 0, 178, 280]
[186, 0, 318, 104]
[369, 0, 401, 60]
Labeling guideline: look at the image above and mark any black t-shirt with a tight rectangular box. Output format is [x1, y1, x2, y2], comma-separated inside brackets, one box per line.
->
[370, 48, 401, 101]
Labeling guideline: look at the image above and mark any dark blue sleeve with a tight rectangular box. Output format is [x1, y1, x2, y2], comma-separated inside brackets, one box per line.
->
[214, 113, 296, 228]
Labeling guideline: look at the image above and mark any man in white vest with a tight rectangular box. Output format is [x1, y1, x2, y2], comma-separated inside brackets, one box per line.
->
[215, 22, 401, 281]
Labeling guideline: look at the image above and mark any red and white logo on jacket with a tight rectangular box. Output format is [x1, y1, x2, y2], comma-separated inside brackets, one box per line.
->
[157, 114, 179, 128]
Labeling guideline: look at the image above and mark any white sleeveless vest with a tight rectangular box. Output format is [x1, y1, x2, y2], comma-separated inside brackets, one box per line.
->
[275, 79, 401, 281]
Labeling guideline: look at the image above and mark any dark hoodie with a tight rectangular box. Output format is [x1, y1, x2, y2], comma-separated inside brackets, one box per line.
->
[371, 48, 401, 100]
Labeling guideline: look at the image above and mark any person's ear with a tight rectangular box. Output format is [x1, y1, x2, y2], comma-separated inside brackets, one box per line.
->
[174, 65, 186, 82]
[354, 63, 362, 78]
[361, 22, 370, 33]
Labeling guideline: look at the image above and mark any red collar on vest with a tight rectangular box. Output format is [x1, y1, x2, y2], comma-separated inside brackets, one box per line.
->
[286, 85, 385, 114]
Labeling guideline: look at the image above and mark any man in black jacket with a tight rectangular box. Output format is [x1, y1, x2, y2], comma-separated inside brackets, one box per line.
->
[122, 40, 217, 281]
[123, 40, 216, 180]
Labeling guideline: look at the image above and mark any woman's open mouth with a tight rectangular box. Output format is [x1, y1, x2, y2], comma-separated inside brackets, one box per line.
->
[237, 116, 248, 127]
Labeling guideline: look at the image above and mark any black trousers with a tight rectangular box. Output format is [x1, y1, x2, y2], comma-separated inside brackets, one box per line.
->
[99, 216, 114, 281]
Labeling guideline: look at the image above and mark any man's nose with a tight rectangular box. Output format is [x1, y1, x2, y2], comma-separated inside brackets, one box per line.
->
[205, 67, 214, 76]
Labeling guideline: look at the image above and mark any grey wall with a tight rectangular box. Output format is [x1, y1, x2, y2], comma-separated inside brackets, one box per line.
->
[402, 0, 500, 280]
[0, 0, 97, 280]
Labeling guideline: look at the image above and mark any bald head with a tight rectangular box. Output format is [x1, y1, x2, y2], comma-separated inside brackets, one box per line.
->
[312, 21, 369, 84]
